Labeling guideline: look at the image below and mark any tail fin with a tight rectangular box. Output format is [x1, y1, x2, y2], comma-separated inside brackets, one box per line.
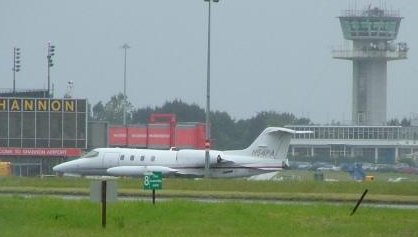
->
[226, 127, 297, 159]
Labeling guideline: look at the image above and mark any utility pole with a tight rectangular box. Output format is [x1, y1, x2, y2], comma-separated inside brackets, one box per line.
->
[121, 43, 130, 147]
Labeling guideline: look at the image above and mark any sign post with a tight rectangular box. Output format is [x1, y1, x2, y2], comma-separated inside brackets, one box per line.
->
[144, 172, 163, 204]
[90, 180, 117, 228]
[101, 181, 107, 228]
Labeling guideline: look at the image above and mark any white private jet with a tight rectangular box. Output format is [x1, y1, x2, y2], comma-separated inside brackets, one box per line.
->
[53, 127, 305, 178]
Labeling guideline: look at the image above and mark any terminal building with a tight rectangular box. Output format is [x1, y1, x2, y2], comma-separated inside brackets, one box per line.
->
[287, 125, 418, 164]
[0, 90, 87, 176]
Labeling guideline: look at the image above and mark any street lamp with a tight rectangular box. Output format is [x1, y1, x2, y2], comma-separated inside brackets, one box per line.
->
[204, 0, 220, 178]
[47, 42, 56, 98]
[121, 43, 130, 147]
[12, 47, 21, 95]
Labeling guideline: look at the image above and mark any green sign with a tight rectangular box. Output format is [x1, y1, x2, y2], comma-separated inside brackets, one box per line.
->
[144, 172, 163, 190]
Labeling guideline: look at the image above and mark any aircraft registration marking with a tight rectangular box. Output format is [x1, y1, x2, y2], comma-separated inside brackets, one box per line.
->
[252, 148, 275, 158]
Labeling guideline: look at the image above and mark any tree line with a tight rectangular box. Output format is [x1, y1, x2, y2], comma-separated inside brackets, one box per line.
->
[90, 93, 413, 150]
[90, 93, 311, 150]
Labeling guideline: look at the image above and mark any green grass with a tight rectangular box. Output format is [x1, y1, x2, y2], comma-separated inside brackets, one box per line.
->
[1, 172, 418, 236]
[0, 196, 417, 237]
[1, 170, 418, 204]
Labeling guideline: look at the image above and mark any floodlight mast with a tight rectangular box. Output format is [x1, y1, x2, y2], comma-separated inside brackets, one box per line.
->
[204, 0, 220, 178]
[47, 42, 56, 98]
[12, 47, 21, 95]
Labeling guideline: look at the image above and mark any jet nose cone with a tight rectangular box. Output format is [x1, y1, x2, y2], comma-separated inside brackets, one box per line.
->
[53, 161, 76, 173]
[53, 159, 83, 175]
[53, 163, 65, 173]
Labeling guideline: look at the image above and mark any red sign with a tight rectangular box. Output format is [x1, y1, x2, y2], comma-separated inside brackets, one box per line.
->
[0, 148, 82, 157]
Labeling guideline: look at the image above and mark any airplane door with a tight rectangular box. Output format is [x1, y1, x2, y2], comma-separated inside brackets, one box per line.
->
[102, 152, 120, 168]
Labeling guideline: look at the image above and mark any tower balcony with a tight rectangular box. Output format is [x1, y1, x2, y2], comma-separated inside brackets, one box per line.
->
[332, 48, 407, 61]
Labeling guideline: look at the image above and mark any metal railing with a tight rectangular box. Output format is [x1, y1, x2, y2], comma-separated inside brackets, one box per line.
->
[332, 49, 407, 60]
[341, 9, 400, 18]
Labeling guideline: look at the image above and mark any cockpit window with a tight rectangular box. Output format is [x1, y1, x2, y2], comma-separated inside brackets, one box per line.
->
[82, 150, 99, 158]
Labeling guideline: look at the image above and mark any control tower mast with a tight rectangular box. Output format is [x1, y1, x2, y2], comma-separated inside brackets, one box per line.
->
[333, 6, 408, 125]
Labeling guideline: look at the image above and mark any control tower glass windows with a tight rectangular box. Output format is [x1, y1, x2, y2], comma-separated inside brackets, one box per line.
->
[340, 18, 400, 40]
[384, 21, 398, 36]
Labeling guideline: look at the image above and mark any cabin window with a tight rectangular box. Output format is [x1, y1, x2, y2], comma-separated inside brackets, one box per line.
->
[140, 155, 145, 161]
[130, 155, 134, 161]
[151, 156, 156, 162]
[120, 155, 125, 161]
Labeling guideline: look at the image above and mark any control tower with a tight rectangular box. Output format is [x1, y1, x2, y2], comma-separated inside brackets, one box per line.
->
[333, 6, 408, 125]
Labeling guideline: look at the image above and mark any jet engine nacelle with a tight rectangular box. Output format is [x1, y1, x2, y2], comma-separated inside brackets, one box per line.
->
[176, 149, 224, 165]
[107, 166, 177, 177]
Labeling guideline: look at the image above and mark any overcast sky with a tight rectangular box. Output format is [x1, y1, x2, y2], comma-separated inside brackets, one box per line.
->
[1, 0, 417, 124]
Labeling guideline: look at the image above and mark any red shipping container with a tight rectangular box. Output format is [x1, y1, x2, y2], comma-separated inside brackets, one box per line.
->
[175, 126, 196, 149]
[175, 123, 206, 149]
[108, 122, 206, 149]
[108, 127, 128, 146]
[147, 124, 171, 149]
[128, 126, 147, 147]
[195, 123, 207, 149]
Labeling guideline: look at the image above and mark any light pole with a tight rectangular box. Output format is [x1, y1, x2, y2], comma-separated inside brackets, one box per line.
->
[121, 43, 130, 146]
[204, 0, 219, 178]
[12, 47, 21, 95]
[47, 42, 56, 98]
